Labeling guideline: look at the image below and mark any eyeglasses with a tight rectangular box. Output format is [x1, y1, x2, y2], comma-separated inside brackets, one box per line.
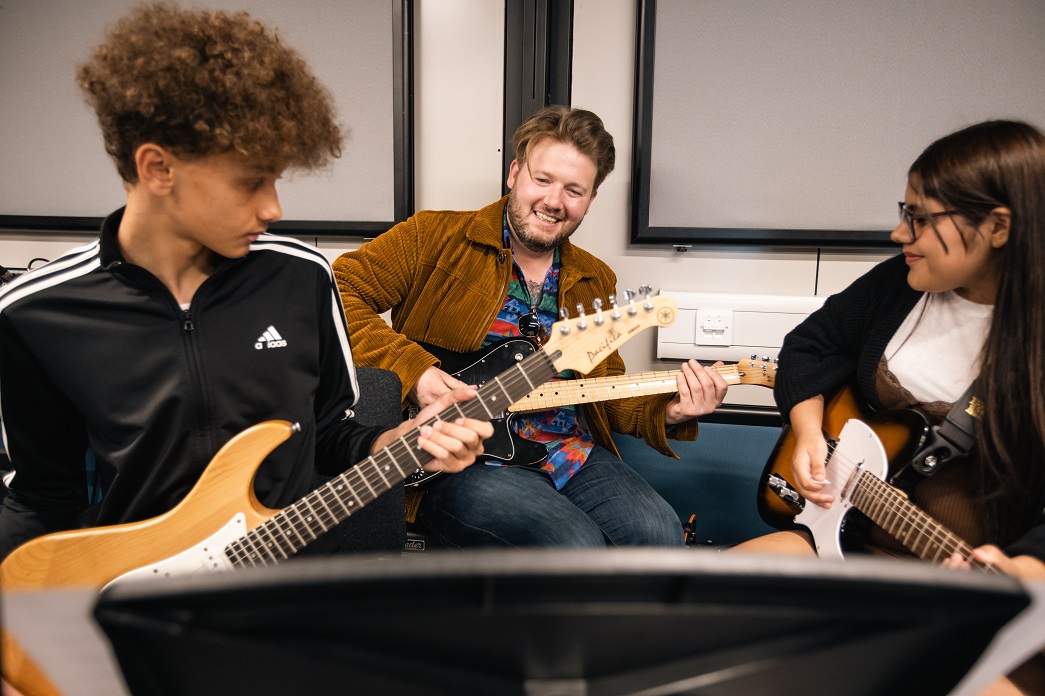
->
[518, 309, 543, 342]
[897, 201, 960, 243]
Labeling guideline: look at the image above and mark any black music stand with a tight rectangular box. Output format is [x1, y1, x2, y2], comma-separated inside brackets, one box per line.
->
[92, 549, 1029, 696]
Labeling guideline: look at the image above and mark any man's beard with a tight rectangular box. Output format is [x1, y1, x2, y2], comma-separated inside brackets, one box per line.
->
[506, 188, 581, 254]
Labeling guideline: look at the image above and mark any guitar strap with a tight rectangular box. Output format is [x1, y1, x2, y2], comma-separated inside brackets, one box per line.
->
[909, 383, 981, 476]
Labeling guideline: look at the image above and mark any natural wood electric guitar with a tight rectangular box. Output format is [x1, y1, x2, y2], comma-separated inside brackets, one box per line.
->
[758, 385, 994, 569]
[405, 342, 777, 485]
[0, 295, 678, 695]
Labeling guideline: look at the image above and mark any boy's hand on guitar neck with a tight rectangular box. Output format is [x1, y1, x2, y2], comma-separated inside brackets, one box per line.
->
[410, 365, 466, 410]
[373, 384, 493, 474]
[788, 396, 834, 508]
[664, 359, 730, 425]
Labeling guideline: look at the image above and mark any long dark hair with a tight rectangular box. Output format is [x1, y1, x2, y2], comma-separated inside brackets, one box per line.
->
[911, 119, 1045, 543]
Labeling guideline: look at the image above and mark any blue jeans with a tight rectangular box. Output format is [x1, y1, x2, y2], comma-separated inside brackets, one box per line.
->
[418, 446, 683, 548]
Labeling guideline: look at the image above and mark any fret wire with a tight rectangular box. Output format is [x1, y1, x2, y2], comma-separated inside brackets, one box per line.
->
[379, 444, 415, 478]
[234, 539, 261, 567]
[355, 459, 397, 499]
[292, 497, 325, 540]
[344, 465, 378, 502]
[225, 541, 248, 568]
[324, 475, 355, 517]
[270, 513, 308, 554]
[239, 533, 272, 566]
[857, 476, 971, 561]
[364, 457, 392, 489]
[256, 522, 291, 561]
[307, 488, 339, 530]
[235, 526, 273, 564]
[334, 470, 365, 509]
[398, 436, 424, 467]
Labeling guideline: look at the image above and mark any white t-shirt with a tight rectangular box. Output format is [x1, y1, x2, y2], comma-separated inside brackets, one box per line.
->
[883, 291, 992, 404]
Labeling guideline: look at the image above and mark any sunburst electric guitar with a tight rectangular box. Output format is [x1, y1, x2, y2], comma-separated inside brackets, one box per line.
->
[0, 295, 678, 695]
[406, 349, 778, 485]
[758, 385, 994, 569]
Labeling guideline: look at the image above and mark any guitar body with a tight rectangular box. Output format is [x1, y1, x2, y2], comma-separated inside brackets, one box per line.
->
[758, 385, 930, 556]
[0, 420, 293, 592]
[409, 339, 548, 485]
[0, 421, 293, 696]
[424, 338, 539, 389]
[790, 419, 890, 560]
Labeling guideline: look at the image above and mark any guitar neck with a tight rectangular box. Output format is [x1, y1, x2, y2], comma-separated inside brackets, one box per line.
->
[507, 363, 753, 413]
[225, 349, 559, 564]
[849, 473, 993, 570]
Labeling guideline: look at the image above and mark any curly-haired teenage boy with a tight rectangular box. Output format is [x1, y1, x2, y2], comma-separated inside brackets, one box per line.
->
[0, 3, 491, 562]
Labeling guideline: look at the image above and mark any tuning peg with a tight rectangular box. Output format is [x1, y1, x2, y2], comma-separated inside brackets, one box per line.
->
[592, 298, 604, 326]
[558, 307, 571, 335]
[608, 294, 621, 321]
[639, 285, 655, 312]
[575, 303, 587, 330]
[624, 289, 638, 316]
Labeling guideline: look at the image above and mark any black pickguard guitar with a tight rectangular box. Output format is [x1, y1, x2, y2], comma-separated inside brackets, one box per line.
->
[406, 339, 776, 486]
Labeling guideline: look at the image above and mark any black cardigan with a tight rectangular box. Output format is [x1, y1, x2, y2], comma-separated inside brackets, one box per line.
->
[774, 253, 1045, 562]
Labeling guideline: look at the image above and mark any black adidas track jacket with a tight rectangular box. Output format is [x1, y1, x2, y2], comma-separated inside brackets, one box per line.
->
[0, 209, 383, 559]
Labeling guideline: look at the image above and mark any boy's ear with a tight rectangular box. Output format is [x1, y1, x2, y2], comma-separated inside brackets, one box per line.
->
[135, 144, 175, 195]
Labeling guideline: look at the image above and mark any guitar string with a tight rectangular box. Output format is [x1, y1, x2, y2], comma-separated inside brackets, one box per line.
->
[225, 349, 558, 567]
[812, 438, 981, 566]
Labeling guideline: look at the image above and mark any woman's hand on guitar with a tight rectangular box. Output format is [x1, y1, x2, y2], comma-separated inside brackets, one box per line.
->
[786, 396, 833, 508]
[409, 366, 466, 410]
[790, 430, 834, 508]
[375, 385, 493, 473]
[943, 546, 1045, 580]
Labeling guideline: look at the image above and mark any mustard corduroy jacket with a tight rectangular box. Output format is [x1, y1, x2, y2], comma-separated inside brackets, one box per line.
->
[333, 196, 697, 458]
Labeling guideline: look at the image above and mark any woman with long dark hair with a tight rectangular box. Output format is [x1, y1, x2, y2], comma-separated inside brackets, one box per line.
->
[735, 120, 1045, 694]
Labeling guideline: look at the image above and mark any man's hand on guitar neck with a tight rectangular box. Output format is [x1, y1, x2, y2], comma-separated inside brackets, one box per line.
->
[410, 365, 466, 410]
[372, 385, 493, 474]
[664, 359, 729, 425]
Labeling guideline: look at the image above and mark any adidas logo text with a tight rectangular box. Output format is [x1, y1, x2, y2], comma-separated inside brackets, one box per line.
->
[255, 325, 288, 350]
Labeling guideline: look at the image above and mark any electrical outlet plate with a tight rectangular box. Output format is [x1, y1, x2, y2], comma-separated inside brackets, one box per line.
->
[695, 309, 732, 346]
[657, 291, 825, 363]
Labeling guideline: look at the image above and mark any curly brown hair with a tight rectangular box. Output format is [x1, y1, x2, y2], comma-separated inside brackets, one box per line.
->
[77, 3, 343, 182]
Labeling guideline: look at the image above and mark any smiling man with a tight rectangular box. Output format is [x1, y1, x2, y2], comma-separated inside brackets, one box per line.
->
[334, 105, 729, 548]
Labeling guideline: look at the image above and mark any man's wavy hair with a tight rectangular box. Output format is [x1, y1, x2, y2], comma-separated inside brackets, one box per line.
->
[77, 3, 343, 182]
[512, 105, 615, 192]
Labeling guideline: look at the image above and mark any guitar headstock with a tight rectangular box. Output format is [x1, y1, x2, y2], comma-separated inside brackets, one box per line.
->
[543, 289, 677, 374]
[731, 355, 778, 388]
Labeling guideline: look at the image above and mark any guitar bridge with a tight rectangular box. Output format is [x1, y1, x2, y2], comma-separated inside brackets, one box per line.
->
[767, 473, 804, 513]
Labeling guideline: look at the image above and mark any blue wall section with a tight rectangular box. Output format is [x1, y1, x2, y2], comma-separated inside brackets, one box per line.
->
[614, 422, 780, 547]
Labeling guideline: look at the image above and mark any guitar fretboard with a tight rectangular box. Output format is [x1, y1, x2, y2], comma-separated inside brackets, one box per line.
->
[509, 363, 764, 412]
[848, 472, 993, 571]
[223, 349, 559, 567]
